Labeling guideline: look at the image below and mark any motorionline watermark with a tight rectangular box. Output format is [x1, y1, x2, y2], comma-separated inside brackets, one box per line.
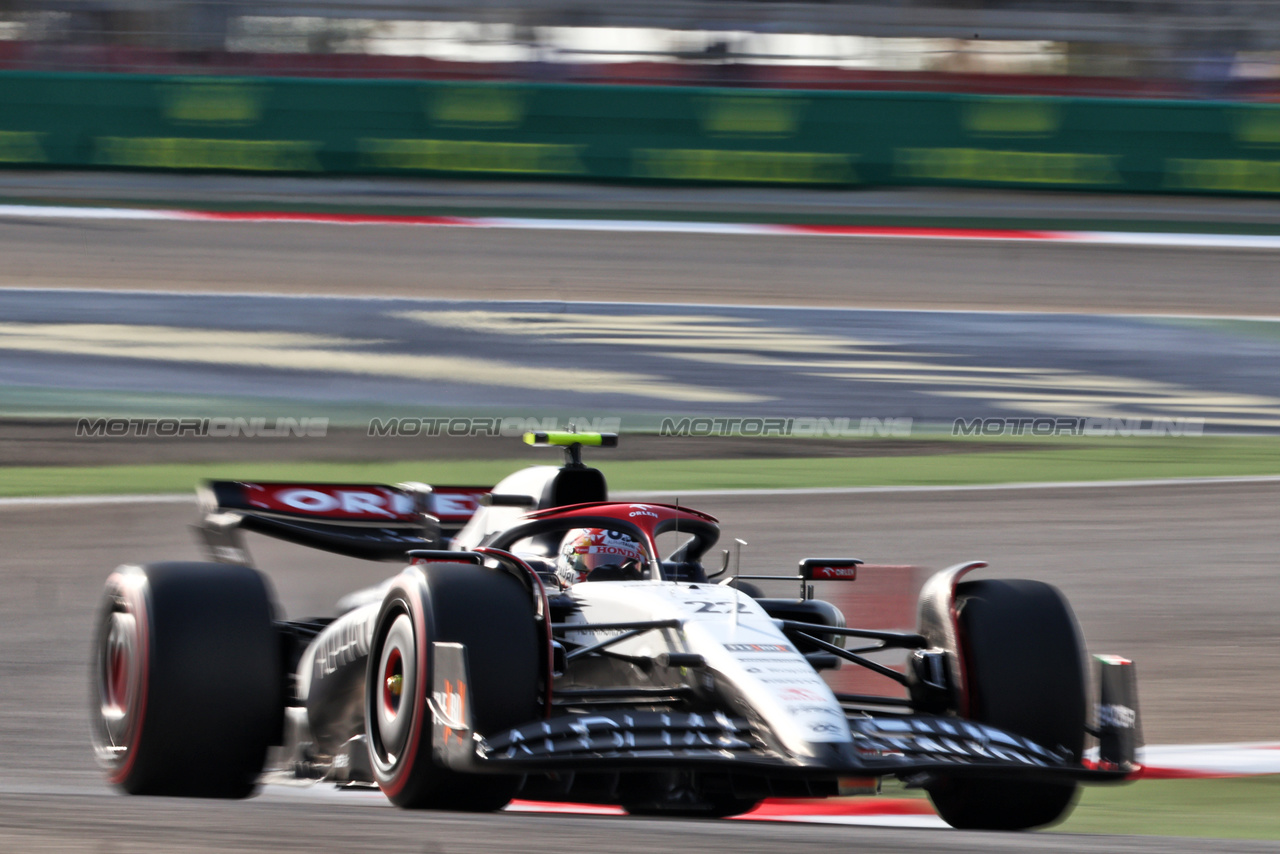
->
[953, 417, 1205, 437]
[75, 417, 329, 438]
[368, 416, 622, 438]
[659, 417, 913, 437]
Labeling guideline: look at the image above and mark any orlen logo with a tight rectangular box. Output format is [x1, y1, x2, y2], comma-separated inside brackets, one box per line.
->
[809, 566, 858, 580]
[248, 484, 417, 520]
[628, 504, 659, 518]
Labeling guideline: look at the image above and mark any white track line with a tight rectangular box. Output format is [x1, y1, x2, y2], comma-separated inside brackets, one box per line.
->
[4, 473, 1278, 509]
[1070, 230, 1280, 250]
[0, 493, 194, 508]
[4, 202, 1280, 250]
[1140, 742, 1280, 776]
[0, 204, 194, 221]
[477, 217, 781, 236]
[754, 815, 949, 828]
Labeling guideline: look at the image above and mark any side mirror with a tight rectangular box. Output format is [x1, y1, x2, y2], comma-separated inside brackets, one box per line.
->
[799, 558, 863, 581]
[707, 548, 731, 580]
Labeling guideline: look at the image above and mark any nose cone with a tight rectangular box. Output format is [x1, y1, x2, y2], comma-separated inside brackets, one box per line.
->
[796, 740, 862, 769]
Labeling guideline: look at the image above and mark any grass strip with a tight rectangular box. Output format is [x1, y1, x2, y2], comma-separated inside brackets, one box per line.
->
[1055, 776, 1280, 839]
[5, 438, 1280, 497]
[882, 775, 1280, 839]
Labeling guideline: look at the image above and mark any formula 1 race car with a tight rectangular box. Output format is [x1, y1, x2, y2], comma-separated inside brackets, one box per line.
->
[91, 432, 1141, 830]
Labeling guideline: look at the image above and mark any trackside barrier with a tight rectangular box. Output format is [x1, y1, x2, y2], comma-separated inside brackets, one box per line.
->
[3, 72, 1280, 194]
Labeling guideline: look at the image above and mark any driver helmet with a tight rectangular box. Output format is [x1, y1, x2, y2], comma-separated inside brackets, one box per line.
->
[556, 528, 645, 587]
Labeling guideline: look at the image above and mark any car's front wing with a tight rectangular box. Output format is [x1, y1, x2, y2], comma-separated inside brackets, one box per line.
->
[465, 709, 1129, 782]
[430, 643, 1133, 784]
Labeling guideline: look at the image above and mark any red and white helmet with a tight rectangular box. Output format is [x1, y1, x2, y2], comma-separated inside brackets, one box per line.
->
[555, 528, 645, 587]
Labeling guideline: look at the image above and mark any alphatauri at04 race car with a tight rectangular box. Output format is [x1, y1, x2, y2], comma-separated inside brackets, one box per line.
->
[92, 433, 1141, 830]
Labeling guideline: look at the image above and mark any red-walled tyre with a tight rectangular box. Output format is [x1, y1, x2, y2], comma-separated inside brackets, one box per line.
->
[366, 563, 540, 811]
[926, 579, 1087, 830]
[90, 562, 283, 798]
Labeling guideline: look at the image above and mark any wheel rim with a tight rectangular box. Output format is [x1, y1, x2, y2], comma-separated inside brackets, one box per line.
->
[101, 612, 136, 718]
[92, 569, 150, 781]
[371, 613, 416, 766]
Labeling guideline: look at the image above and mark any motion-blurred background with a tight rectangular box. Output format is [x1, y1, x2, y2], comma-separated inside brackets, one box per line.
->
[4, 0, 1279, 192]
[2, 0, 1279, 99]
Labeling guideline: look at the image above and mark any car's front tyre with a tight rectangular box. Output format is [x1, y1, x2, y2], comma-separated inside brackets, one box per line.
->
[926, 579, 1086, 830]
[365, 562, 540, 811]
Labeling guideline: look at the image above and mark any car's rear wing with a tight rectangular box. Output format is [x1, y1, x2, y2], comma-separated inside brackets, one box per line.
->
[194, 480, 491, 565]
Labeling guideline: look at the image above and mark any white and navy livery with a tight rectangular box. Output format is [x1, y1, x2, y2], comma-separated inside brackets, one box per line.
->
[90, 432, 1141, 830]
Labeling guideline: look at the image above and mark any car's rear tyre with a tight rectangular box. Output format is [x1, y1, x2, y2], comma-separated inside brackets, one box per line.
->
[366, 562, 540, 811]
[926, 579, 1086, 831]
[90, 562, 282, 798]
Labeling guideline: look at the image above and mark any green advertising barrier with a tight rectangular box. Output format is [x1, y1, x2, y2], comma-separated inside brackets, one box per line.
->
[3, 71, 1280, 193]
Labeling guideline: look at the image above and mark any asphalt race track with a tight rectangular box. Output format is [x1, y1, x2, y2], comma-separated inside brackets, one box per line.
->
[5, 793, 1275, 854]
[1, 200, 1280, 317]
[3, 179, 1280, 851]
[4, 172, 1280, 313]
[2, 483, 1279, 852]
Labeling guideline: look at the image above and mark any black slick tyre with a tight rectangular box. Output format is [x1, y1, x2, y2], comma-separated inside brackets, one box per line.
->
[366, 562, 540, 811]
[926, 579, 1087, 830]
[90, 562, 283, 798]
